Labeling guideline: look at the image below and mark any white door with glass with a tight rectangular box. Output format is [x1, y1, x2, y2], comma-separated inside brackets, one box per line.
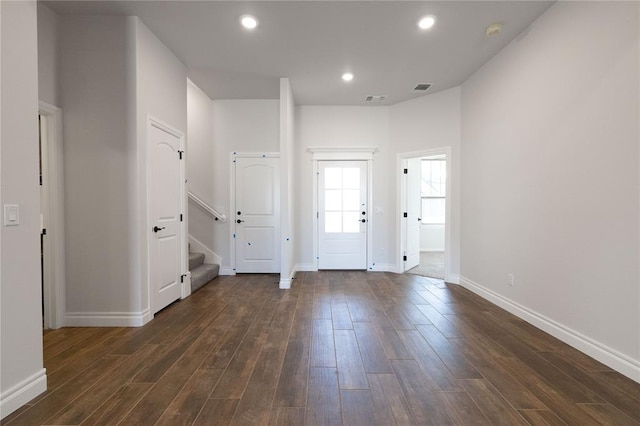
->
[149, 122, 184, 314]
[235, 156, 280, 273]
[318, 161, 367, 270]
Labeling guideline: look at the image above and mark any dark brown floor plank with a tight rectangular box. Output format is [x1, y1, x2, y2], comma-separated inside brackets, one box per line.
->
[193, 399, 239, 426]
[578, 403, 639, 425]
[155, 368, 223, 426]
[80, 382, 153, 425]
[416, 324, 482, 379]
[352, 322, 392, 374]
[340, 390, 376, 426]
[397, 329, 459, 390]
[391, 359, 454, 425]
[460, 379, 529, 426]
[517, 409, 568, 425]
[331, 302, 353, 330]
[334, 329, 369, 390]
[437, 390, 491, 425]
[367, 374, 413, 425]
[310, 319, 336, 368]
[269, 407, 306, 426]
[369, 316, 413, 360]
[305, 368, 341, 426]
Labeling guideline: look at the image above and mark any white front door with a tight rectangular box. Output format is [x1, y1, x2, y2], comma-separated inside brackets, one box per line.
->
[405, 158, 421, 270]
[318, 161, 367, 270]
[149, 121, 184, 314]
[235, 156, 280, 273]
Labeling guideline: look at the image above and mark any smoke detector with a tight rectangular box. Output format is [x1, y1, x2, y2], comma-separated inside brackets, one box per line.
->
[414, 83, 431, 91]
[365, 95, 387, 102]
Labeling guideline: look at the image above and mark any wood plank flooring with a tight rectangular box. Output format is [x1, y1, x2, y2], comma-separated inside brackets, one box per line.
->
[3, 271, 639, 425]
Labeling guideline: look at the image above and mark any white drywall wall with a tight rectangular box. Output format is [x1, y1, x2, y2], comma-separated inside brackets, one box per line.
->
[461, 1, 639, 376]
[295, 106, 392, 269]
[211, 99, 280, 270]
[0, 0, 47, 417]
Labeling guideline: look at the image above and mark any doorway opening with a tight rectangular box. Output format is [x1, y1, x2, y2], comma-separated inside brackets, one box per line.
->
[399, 148, 451, 281]
[38, 101, 65, 329]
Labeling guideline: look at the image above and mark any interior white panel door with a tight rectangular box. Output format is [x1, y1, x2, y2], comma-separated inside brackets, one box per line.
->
[318, 161, 367, 270]
[149, 123, 183, 314]
[235, 156, 280, 273]
[406, 158, 421, 270]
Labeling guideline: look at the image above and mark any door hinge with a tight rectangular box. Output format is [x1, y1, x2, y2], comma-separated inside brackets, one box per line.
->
[39, 175, 43, 186]
[41, 228, 47, 236]
[403, 168, 408, 174]
[317, 212, 319, 219]
[178, 150, 184, 159]
[403, 255, 407, 261]
[180, 213, 183, 222]
[403, 212, 408, 218]
[180, 274, 186, 283]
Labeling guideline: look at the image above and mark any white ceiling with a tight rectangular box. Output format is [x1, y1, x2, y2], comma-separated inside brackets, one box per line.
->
[45, 1, 553, 105]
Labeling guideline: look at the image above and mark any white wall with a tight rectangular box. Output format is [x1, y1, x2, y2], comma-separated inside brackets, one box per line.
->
[295, 106, 392, 269]
[0, 0, 47, 417]
[37, 3, 59, 106]
[461, 1, 639, 378]
[390, 87, 461, 277]
[60, 16, 138, 318]
[134, 17, 188, 314]
[421, 224, 445, 252]
[211, 100, 280, 271]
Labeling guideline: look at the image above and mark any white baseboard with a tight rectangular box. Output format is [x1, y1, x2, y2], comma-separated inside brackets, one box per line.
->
[219, 267, 236, 276]
[446, 274, 460, 284]
[64, 309, 151, 327]
[369, 263, 396, 272]
[459, 276, 640, 383]
[294, 263, 317, 272]
[188, 235, 221, 266]
[0, 369, 47, 420]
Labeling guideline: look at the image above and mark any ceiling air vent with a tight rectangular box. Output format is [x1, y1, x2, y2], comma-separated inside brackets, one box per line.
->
[365, 95, 387, 102]
[414, 83, 431, 91]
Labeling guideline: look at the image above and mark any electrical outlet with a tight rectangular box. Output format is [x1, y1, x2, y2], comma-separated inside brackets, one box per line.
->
[507, 273, 514, 286]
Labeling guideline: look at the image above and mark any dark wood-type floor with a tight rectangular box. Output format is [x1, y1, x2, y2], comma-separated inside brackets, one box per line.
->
[4, 271, 639, 425]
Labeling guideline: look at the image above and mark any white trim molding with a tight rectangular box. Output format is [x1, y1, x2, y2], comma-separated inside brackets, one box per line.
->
[188, 235, 222, 266]
[459, 276, 640, 382]
[368, 263, 397, 273]
[295, 263, 317, 272]
[64, 309, 151, 327]
[219, 267, 236, 276]
[0, 369, 47, 420]
[308, 146, 377, 160]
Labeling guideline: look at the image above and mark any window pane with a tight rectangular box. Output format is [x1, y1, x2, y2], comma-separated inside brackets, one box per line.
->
[325, 168, 342, 189]
[342, 190, 360, 211]
[342, 168, 360, 189]
[343, 212, 360, 233]
[422, 198, 445, 224]
[421, 160, 446, 197]
[325, 212, 342, 233]
[325, 190, 342, 211]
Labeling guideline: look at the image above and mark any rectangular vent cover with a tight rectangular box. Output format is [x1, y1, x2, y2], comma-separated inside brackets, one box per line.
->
[365, 95, 387, 102]
[414, 83, 431, 91]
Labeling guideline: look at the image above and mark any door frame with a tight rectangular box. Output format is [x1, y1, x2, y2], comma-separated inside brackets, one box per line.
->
[309, 146, 376, 271]
[146, 115, 188, 316]
[39, 101, 65, 329]
[230, 152, 280, 274]
[397, 147, 452, 281]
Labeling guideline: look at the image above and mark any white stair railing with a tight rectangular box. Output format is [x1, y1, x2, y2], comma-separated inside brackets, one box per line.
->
[187, 191, 227, 222]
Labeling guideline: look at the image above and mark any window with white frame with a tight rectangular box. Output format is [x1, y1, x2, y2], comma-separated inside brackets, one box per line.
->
[421, 159, 446, 224]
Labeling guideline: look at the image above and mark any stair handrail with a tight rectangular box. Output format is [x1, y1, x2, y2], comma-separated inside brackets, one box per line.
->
[187, 191, 227, 222]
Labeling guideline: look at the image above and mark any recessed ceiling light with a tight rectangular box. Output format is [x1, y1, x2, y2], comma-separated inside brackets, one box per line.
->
[485, 23, 503, 37]
[418, 15, 436, 30]
[342, 72, 354, 82]
[240, 15, 258, 30]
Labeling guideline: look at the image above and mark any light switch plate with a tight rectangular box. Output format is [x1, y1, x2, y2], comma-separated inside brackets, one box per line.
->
[4, 204, 19, 226]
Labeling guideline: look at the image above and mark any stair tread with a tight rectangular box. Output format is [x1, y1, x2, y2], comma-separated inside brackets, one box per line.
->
[190, 262, 219, 293]
[189, 252, 205, 270]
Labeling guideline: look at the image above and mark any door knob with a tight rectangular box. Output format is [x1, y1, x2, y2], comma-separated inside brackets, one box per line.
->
[153, 226, 165, 233]
[237, 219, 244, 224]
[360, 219, 366, 223]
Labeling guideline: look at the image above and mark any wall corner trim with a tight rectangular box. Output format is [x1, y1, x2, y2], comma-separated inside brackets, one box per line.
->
[0, 369, 47, 420]
[459, 276, 640, 383]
